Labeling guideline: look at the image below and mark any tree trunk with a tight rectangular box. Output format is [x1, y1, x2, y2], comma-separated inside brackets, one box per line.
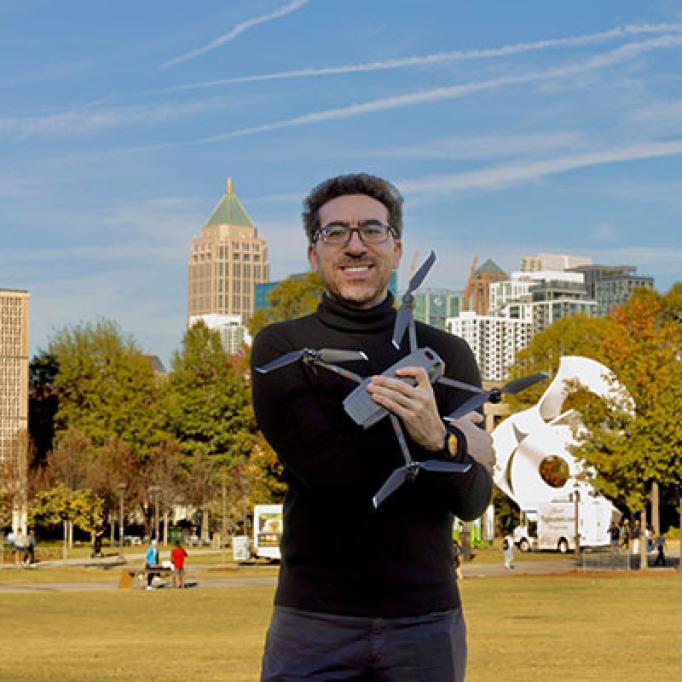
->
[652, 482, 660, 535]
[640, 506, 648, 572]
[68, 520, 74, 549]
[201, 506, 210, 543]
[163, 511, 169, 547]
[62, 520, 68, 561]
[678, 493, 682, 575]
[110, 509, 116, 545]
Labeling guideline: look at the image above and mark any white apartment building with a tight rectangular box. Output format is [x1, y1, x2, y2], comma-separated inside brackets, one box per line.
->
[188, 313, 251, 355]
[447, 311, 533, 382]
[521, 252, 592, 273]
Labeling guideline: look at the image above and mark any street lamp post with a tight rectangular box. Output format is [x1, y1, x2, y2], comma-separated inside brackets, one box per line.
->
[148, 486, 161, 541]
[117, 483, 126, 558]
[573, 486, 581, 563]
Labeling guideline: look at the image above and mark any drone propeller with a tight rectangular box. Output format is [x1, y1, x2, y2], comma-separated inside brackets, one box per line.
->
[392, 251, 436, 349]
[444, 371, 549, 422]
[372, 459, 472, 508]
[256, 348, 367, 374]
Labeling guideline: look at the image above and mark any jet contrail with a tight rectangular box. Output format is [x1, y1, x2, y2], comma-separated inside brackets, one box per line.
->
[158, 21, 682, 92]
[162, 0, 312, 69]
[197, 34, 682, 141]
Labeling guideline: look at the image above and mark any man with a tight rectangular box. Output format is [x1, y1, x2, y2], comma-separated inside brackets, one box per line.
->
[252, 173, 494, 682]
[144, 539, 159, 590]
[171, 541, 188, 589]
[503, 532, 515, 570]
[654, 532, 667, 567]
[26, 528, 36, 565]
[91, 523, 104, 558]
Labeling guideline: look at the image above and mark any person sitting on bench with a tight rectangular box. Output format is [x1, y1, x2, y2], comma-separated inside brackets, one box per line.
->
[145, 539, 159, 590]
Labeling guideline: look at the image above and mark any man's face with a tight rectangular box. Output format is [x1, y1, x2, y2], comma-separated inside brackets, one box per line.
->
[308, 194, 402, 309]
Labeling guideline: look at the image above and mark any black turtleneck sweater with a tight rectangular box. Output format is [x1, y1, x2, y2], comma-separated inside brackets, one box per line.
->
[251, 292, 492, 618]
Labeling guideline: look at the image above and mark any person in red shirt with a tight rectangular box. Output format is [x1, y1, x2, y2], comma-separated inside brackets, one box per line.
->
[170, 542, 188, 589]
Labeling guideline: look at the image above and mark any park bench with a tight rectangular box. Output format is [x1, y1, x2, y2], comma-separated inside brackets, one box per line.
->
[118, 565, 174, 590]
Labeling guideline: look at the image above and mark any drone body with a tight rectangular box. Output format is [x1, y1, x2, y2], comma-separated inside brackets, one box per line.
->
[343, 347, 445, 429]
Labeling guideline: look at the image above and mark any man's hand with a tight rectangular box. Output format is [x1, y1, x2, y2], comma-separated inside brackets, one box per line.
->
[367, 366, 445, 451]
[452, 412, 495, 476]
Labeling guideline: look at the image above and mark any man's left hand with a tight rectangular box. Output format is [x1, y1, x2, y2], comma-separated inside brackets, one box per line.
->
[367, 366, 446, 451]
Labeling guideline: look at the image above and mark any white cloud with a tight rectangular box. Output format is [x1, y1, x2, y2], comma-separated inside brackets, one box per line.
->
[0, 97, 235, 139]
[162, 0, 312, 69]
[396, 140, 682, 196]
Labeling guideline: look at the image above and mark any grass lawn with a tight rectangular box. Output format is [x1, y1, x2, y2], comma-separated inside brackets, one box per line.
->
[0, 572, 680, 681]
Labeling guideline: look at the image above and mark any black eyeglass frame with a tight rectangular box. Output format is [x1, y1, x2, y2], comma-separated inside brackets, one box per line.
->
[312, 220, 398, 245]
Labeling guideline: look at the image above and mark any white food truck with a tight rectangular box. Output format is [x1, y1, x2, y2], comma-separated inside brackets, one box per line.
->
[514, 496, 615, 553]
[253, 504, 283, 561]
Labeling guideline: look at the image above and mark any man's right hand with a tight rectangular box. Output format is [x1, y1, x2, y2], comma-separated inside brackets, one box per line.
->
[452, 412, 495, 476]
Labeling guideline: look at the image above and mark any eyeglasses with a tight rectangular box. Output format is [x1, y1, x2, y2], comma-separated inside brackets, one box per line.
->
[314, 220, 396, 245]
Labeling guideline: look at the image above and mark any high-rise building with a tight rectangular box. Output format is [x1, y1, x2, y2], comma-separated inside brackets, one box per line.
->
[568, 264, 654, 317]
[462, 259, 507, 315]
[188, 179, 269, 323]
[412, 288, 461, 330]
[188, 313, 251, 355]
[447, 311, 533, 382]
[0, 288, 29, 532]
[521, 252, 592, 273]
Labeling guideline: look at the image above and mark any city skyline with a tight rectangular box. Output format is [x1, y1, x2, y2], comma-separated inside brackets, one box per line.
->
[2, 1, 680, 366]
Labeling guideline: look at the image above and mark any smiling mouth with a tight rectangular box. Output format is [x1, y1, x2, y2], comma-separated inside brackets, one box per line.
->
[340, 264, 374, 273]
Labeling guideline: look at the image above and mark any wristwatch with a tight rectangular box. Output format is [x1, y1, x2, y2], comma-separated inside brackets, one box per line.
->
[442, 422, 464, 460]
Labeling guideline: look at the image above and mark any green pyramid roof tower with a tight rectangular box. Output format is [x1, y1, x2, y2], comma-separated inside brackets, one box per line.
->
[475, 258, 506, 277]
[204, 178, 255, 228]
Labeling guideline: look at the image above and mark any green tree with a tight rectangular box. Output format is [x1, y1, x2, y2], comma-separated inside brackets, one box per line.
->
[167, 321, 257, 466]
[247, 272, 324, 338]
[29, 484, 103, 559]
[48, 319, 166, 458]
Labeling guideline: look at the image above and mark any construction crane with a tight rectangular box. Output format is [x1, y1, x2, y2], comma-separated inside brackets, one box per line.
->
[461, 256, 478, 312]
[409, 251, 420, 280]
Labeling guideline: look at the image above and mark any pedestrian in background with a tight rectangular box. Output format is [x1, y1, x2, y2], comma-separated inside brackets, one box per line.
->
[145, 539, 159, 590]
[26, 529, 36, 565]
[503, 533, 514, 570]
[171, 542, 188, 589]
[654, 533, 667, 567]
[13, 529, 26, 566]
[452, 538, 463, 581]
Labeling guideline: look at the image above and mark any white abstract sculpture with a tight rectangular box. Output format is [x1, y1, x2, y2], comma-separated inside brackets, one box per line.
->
[492, 355, 632, 513]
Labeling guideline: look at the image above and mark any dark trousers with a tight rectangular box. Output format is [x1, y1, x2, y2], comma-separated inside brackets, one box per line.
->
[261, 605, 467, 682]
[654, 547, 666, 566]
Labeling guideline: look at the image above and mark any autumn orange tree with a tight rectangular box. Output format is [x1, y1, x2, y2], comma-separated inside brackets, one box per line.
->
[506, 285, 681, 517]
[572, 286, 681, 513]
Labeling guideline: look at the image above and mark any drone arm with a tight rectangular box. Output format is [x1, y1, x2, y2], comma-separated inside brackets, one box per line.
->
[408, 318, 417, 354]
[252, 329, 380, 494]
[436, 376, 487, 394]
[313, 360, 363, 384]
[388, 414, 413, 467]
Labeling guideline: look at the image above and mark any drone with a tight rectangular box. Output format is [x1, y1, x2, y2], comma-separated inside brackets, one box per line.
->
[256, 251, 548, 507]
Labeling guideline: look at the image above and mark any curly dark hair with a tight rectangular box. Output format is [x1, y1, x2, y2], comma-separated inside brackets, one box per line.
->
[302, 173, 403, 242]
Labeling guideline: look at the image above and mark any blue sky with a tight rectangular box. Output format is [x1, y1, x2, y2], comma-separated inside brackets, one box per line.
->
[2, 1, 681, 367]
